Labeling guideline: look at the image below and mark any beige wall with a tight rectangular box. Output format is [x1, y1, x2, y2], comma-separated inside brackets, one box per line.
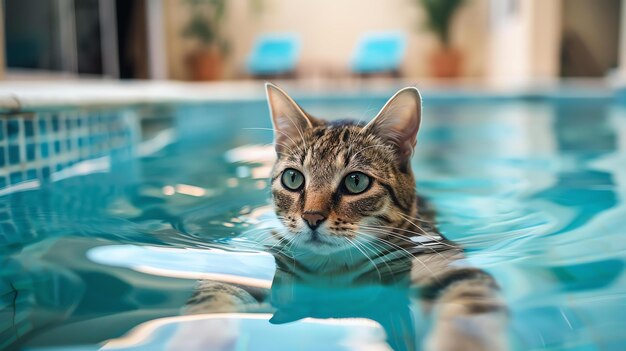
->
[165, 0, 489, 80]
[487, 0, 562, 84]
[621, 0, 626, 78]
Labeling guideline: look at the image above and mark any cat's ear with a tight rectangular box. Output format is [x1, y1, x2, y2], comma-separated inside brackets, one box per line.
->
[364, 87, 422, 172]
[266, 83, 319, 154]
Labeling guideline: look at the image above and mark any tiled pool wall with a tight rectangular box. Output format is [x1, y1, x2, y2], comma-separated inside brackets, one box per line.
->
[0, 108, 140, 191]
[0, 99, 273, 193]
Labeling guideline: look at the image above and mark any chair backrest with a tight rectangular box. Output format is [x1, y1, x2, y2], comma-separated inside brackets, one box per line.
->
[247, 33, 301, 75]
[351, 32, 407, 74]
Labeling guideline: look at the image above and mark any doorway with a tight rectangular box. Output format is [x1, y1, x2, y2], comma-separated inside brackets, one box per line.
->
[560, 0, 621, 77]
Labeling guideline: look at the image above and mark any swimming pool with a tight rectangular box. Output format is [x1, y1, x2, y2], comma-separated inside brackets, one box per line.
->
[1, 89, 625, 350]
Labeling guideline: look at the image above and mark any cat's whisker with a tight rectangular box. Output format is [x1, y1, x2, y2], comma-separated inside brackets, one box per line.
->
[266, 233, 300, 259]
[395, 214, 433, 236]
[244, 127, 305, 155]
[246, 228, 300, 259]
[353, 236, 395, 276]
[357, 230, 440, 281]
[271, 142, 298, 156]
[357, 231, 441, 272]
[361, 223, 454, 248]
[411, 255, 440, 283]
[357, 236, 416, 276]
[282, 114, 309, 154]
[358, 226, 452, 262]
[360, 226, 455, 259]
[396, 212, 435, 224]
[392, 215, 458, 249]
[357, 231, 414, 258]
[360, 224, 432, 241]
[397, 212, 437, 229]
[345, 237, 382, 280]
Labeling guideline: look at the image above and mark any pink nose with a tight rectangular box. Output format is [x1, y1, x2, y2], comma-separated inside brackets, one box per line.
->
[302, 211, 327, 229]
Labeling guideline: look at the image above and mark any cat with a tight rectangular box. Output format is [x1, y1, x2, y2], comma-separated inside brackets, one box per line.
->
[181, 84, 508, 351]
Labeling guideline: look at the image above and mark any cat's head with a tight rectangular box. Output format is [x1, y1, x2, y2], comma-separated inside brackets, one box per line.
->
[267, 83, 421, 255]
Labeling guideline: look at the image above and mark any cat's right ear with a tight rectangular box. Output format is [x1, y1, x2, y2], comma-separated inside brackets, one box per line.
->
[265, 83, 318, 155]
[363, 87, 422, 172]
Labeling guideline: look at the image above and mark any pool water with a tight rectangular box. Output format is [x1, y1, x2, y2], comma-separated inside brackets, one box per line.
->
[1, 97, 626, 351]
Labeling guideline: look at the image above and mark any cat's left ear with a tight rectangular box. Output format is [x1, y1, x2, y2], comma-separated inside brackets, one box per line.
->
[364, 87, 422, 172]
[265, 83, 320, 155]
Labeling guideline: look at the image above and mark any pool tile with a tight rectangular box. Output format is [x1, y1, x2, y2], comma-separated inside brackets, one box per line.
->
[8, 145, 20, 164]
[0, 108, 139, 190]
[38, 116, 47, 134]
[41, 166, 51, 179]
[40, 143, 49, 158]
[7, 119, 20, 141]
[51, 114, 60, 132]
[24, 120, 34, 138]
[9, 172, 22, 184]
[26, 144, 36, 161]
[26, 170, 37, 180]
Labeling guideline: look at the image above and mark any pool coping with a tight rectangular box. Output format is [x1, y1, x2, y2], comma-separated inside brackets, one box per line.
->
[0, 79, 619, 113]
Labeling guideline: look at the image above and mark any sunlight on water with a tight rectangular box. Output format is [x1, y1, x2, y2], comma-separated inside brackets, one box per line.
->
[2, 100, 626, 351]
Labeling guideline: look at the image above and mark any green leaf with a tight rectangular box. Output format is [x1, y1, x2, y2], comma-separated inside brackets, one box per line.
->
[415, 0, 465, 46]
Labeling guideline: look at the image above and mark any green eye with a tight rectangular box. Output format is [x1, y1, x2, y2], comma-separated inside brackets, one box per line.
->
[344, 172, 371, 194]
[281, 169, 305, 191]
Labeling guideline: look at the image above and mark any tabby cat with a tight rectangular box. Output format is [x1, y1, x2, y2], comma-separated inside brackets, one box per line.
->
[184, 84, 508, 351]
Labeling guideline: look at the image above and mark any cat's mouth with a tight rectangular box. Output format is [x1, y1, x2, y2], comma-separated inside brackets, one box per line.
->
[304, 231, 331, 246]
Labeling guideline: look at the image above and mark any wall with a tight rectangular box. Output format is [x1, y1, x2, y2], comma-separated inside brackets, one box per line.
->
[0, 4, 4, 79]
[164, 0, 490, 80]
[486, 0, 562, 84]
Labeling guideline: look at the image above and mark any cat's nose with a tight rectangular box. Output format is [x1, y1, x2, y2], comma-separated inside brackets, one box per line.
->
[302, 211, 327, 230]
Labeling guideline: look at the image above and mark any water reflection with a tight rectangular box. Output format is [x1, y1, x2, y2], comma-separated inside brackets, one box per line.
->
[85, 244, 417, 351]
[87, 245, 275, 288]
[268, 270, 416, 351]
[2, 100, 626, 350]
[103, 314, 391, 351]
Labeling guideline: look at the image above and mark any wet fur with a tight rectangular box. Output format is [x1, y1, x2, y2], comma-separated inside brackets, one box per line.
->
[184, 85, 508, 351]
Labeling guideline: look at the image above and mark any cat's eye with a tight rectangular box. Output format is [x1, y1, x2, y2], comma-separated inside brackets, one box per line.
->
[281, 169, 305, 191]
[343, 172, 371, 194]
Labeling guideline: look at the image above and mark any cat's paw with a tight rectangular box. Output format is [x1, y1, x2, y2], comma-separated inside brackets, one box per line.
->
[424, 309, 509, 351]
[184, 280, 258, 314]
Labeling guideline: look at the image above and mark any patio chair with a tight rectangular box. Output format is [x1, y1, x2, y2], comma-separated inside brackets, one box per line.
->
[247, 33, 301, 78]
[351, 32, 407, 76]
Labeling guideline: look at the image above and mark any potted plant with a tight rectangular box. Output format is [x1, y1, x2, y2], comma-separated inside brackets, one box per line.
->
[416, 0, 465, 78]
[182, 0, 229, 81]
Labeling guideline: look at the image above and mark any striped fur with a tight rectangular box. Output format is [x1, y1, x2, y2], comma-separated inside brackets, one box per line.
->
[265, 84, 508, 351]
[184, 85, 508, 351]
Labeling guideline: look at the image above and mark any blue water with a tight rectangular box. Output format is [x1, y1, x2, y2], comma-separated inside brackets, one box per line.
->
[1, 98, 626, 350]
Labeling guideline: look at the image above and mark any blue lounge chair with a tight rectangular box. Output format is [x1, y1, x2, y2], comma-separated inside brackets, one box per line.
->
[247, 34, 301, 77]
[351, 32, 407, 75]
